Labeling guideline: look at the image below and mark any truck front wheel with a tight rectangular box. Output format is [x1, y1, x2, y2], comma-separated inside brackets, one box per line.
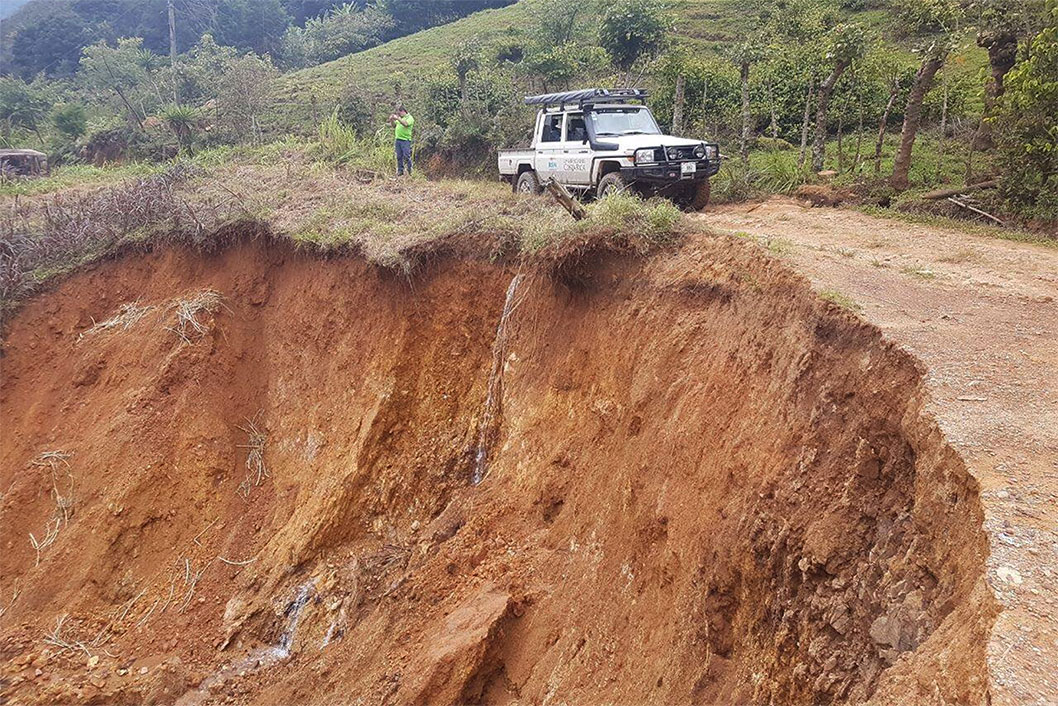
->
[597, 171, 628, 198]
[690, 179, 711, 211]
[516, 170, 542, 195]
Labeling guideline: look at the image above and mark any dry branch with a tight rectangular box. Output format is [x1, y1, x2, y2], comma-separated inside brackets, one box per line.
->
[29, 518, 61, 566]
[168, 289, 224, 342]
[237, 414, 269, 498]
[79, 302, 154, 339]
[0, 579, 21, 618]
[947, 197, 1005, 226]
[545, 178, 587, 221]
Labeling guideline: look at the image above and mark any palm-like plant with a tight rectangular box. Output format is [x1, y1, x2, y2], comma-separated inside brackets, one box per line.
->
[161, 104, 199, 153]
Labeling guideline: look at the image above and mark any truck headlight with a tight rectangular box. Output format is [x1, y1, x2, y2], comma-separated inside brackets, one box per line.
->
[634, 148, 657, 164]
[704, 144, 719, 160]
[694, 143, 706, 159]
[666, 147, 679, 161]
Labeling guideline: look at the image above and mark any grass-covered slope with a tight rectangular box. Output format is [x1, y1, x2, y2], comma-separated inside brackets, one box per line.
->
[273, 3, 529, 124]
[273, 0, 986, 133]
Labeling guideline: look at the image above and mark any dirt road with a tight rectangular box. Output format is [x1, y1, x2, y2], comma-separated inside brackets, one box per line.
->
[696, 199, 1058, 705]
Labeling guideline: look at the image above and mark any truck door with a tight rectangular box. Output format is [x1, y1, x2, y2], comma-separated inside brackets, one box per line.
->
[535, 112, 564, 182]
[560, 113, 592, 186]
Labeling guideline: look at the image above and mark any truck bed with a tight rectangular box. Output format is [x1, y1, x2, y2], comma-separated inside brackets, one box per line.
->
[498, 149, 534, 176]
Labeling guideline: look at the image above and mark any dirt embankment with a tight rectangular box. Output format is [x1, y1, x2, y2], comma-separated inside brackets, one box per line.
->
[1, 234, 995, 704]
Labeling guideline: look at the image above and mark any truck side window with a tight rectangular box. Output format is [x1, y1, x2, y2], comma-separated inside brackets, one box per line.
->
[541, 114, 563, 143]
[567, 114, 587, 143]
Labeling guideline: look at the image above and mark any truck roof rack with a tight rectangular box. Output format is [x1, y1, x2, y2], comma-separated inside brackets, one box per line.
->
[524, 88, 648, 108]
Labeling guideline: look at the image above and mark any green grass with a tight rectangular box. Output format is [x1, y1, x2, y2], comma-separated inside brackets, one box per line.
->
[4, 144, 689, 298]
[819, 289, 862, 312]
[271, 3, 530, 130]
[0, 162, 164, 197]
[858, 206, 1058, 249]
[900, 265, 938, 280]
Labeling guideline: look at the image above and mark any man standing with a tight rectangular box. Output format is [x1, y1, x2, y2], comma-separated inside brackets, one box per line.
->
[388, 105, 414, 176]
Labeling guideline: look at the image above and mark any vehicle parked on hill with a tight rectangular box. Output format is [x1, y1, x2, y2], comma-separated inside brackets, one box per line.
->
[0, 149, 49, 179]
[498, 88, 721, 210]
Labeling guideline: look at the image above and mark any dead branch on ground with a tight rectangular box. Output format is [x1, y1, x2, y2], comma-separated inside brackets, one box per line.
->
[29, 518, 61, 566]
[0, 580, 21, 618]
[947, 197, 1005, 226]
[545, 178, 587, 220]
[237, 414, 269, 499]
[167, 289, 224, 343]
[78, 302, 155, 339]
[43, 614, 94, 657]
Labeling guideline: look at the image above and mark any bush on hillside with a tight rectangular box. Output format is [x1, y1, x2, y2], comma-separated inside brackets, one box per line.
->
[991, 3, 1058, 222]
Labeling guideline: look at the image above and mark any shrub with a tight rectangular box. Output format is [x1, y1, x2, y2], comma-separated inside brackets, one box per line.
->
[598, 0, 672, 73]
[991, 4, 1058, 222]
[52, 104, 88, 140]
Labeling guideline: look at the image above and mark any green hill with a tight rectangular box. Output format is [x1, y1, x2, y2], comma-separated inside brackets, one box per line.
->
[273, 3, 530, 124]
[272, 0, 985, 133]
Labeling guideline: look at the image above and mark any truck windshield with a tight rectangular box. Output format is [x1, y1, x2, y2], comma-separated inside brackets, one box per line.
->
[589, 108, 661, 136]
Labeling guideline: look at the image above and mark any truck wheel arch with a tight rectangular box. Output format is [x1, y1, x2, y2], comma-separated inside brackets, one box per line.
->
[594, 160, 623, 186]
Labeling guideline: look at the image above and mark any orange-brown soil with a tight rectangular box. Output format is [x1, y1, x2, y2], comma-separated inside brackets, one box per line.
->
[1, 234, 995, 704]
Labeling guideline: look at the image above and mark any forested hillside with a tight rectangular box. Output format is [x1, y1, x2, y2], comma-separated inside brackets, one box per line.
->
[1, 0, 1055, 228]
[0, 0, 516, 76]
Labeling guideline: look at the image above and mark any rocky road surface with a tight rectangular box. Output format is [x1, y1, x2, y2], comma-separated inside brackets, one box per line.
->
[696, 199, 1058, 706]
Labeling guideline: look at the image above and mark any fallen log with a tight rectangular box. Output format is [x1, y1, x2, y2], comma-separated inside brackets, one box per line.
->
[921, 180, 997, 200]
[545, 178, 587, 221]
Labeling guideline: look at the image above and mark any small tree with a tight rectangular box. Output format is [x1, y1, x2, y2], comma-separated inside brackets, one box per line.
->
[729, 41, 766, 163]
[889, 0, 963, 190]
[599, 0, 672, 80]
[452, 37, 483, 100]
[161, 104, 199, 153]
[991, 0, 1058, 220]
[0, 77, 51, 145]
[215, 53, 279, 144]
[812, 22, 868, 172]
[52, 104, 89, 141]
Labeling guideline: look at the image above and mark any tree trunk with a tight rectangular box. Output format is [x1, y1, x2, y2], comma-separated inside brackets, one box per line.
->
[937, 77, 949, 182]
[739, 60, 751, 163]
[970, 29, 1019, 151]
[168, 0, 178, 103]
[853, 100, 864, 172]
[874, 81, 899, 175]
[101, 54, 146, 133]
[812, 60, 849, 172]
[672, 73, 686, 135]
[837, 114, 845, 172]
[700, 77, 709, 135]
[799, 80, 814, 169]
[890, 49, 947, 191]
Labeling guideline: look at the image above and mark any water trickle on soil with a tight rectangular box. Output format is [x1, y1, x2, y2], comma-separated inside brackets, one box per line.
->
[472, 272, 526, 485]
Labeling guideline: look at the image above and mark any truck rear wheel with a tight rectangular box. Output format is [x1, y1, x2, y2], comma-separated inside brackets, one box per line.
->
[516, 170, 542, 195]
[690, 179, 711, 211]
[597, 171, 628, 198]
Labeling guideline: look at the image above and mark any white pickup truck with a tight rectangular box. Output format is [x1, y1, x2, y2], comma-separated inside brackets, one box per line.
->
[498, 88, 721, 210]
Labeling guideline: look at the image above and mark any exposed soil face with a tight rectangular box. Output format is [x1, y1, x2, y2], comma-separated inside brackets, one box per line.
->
[698, 199, 1058, 705]
[1, 234, 994, 704]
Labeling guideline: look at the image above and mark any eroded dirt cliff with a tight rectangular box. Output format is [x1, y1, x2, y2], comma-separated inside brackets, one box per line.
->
[0, 233, 995, 704]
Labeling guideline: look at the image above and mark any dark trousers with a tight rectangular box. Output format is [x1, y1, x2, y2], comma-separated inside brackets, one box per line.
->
[395, 139, 412, 175]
